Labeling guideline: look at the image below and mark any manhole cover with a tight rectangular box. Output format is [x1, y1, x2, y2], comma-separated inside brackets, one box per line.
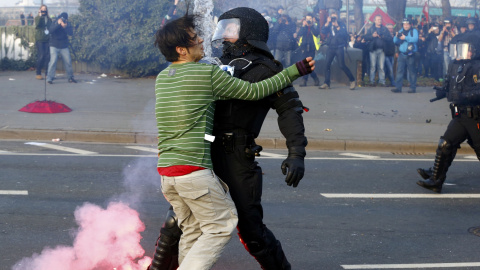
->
[468, 226, 480, 237]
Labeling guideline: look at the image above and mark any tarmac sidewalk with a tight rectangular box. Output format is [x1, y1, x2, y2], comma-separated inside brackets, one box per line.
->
[0, 70, 472, 154]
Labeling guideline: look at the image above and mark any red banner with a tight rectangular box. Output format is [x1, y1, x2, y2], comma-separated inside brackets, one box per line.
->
[422, 1, 429, 22]
[368, 7, 396, 26]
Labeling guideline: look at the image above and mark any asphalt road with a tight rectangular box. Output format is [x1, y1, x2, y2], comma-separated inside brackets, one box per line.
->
[1, 140, 480, 270]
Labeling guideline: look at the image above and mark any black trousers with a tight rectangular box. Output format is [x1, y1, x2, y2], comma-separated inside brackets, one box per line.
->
[324, 46, 355, 86]
[443, 114, 480, 160]
[211, 133, 275, 248]
[36, 41, 50, 76]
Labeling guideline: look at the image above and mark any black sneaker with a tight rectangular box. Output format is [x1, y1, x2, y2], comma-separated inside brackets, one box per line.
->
[391, 88, 401, 93]
[68, 78, 77, 83]
[408, 89, 416, 93]
[47, 81, 53, 84]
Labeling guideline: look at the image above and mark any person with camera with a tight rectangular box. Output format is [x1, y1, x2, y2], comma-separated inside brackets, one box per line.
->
[319, 11, 356, 90]
[439, 18, 458, 77]
[34, 5, 52, 80]
[297, 13, 321, 86]
[272, 14, 296, 67]
[391, 18, 419, 93]
[46, 12, 76, 84]
[364, 15, 391, 87]
[425, 23, 443, 81]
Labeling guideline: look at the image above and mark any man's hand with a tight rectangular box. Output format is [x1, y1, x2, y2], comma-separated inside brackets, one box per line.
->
[281, 146, 306, 188]
[295, 57, 315, 76]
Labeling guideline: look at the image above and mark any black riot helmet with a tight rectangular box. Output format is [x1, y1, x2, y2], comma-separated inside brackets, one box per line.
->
[453, 32, 480, 60]
[212, 7, 273, 58]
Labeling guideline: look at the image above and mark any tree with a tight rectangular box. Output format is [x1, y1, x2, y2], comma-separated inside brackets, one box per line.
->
[71, 0, 171, 77]
[386, 0, 406, 30]
[354, 0, 364, 34]
[441, 0, 452, 19]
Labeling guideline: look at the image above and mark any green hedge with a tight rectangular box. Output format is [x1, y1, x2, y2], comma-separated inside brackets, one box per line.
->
[70, 0, 172, 77]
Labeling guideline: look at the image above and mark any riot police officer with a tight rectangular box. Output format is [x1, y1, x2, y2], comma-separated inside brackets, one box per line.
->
[148, 7, 307, 270]
[417, 32, 480, 193]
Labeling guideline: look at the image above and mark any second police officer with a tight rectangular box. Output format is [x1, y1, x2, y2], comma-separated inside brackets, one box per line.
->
[417, 32, 480, 193]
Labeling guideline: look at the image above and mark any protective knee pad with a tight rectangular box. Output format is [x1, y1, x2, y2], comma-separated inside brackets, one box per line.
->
[438, 136, 453, 155]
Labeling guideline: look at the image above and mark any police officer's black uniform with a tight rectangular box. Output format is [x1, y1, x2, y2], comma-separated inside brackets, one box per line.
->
[148, 8, 307, 270]
[417, 32, 480, 193]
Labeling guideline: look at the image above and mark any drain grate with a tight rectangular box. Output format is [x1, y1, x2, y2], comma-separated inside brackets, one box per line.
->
[468, 226, 480, 237]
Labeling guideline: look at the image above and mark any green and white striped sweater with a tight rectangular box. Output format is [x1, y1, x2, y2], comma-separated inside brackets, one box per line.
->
[155, 61, 301, 169]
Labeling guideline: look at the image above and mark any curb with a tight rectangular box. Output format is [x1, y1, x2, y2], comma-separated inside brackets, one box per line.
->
[0, 128, 475, 155]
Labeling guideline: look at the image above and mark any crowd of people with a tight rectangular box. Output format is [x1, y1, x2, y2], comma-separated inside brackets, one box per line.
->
[256, 5, 480, 92]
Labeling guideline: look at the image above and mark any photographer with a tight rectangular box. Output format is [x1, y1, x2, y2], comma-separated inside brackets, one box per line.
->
[364, 15, 391, 86]
[46, 12, 76, 84]
[391, 18, 418, 93]
[425, 23, 442, 81]
[319, 11, 356, 90]
[272, 14, 296, 67]
[438, 18, 458, 76]
[34, 5, 52, 80]
[297, 13, 321, 86]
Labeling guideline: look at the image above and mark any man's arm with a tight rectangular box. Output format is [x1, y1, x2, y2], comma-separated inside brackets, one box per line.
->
[212, 58, 314, 101]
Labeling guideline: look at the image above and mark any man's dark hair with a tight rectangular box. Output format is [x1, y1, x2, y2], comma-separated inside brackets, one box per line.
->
[154, 13, 198, 62]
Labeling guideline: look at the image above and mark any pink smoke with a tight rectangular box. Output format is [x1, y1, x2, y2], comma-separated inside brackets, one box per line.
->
[12, 202, 152, 270]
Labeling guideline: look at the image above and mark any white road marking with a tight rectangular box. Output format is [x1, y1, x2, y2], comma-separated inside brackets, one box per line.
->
[321, 193, 480, 199]
[258, 152, 285, 158]
[342, 262, 480, 269]
[25, 142, 97, 155]
[0, 190, 28, 195]
[340, 153, 380, 159]
[464, 155, 478, 159]
[125, 146, 158, 153]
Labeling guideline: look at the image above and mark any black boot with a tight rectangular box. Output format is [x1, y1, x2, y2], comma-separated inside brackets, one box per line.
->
[148, 207, 182, 270]
[313, 76, 320, 86]
[249, 240, 291, 270]
[416, 137, 452, 193]
[416, 167, 432, 180]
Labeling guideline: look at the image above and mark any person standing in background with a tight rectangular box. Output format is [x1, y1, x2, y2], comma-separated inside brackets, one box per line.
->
[34, 5, 52, 80]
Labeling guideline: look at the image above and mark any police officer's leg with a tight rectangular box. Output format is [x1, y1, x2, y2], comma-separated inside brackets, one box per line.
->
[211, 138, 291, 270]
[148, 206, 182, 270]
[417, 119, 468, 193]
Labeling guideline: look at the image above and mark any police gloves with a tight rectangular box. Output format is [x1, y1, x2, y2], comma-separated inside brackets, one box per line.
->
[281, 146, 306, 188]
[435, 88, 447, 99]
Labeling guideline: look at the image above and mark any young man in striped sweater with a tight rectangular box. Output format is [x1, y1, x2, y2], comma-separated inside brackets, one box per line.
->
[153, 12, 315, 270]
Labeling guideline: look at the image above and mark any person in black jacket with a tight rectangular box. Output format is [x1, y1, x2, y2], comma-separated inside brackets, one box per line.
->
[364, 15, 391, 86]
[319, 12, 356, 90]
[46, 12, 76, 84]
[272, 14, 296, 67]
[147, 7, 308, 270]
[425, 23, 443, 81]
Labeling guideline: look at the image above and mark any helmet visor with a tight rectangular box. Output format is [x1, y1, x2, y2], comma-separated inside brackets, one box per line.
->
[212, 18, 241, 48]
[456, 43, 474, 60]
[449, 43, 457, 59]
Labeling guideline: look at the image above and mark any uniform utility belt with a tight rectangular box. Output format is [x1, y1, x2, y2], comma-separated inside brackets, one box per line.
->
[450, 104, 480, 119]
[221, 132, 262, 156]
